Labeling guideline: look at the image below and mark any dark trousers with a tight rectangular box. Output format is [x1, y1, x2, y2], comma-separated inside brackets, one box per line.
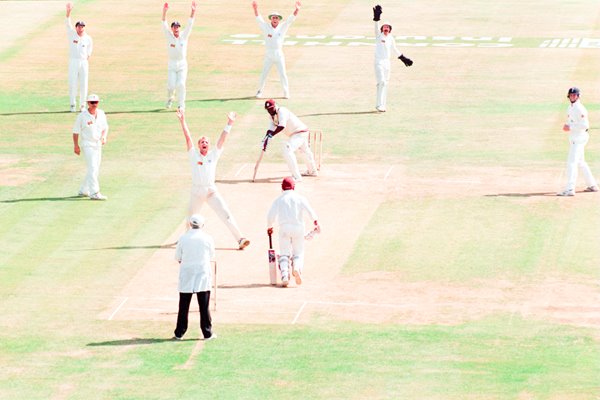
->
[174, 291, 212, 339]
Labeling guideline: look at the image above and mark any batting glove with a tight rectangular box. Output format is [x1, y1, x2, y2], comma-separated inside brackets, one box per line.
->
[373, 5, 382, 21]
[399, 54, 413, 67]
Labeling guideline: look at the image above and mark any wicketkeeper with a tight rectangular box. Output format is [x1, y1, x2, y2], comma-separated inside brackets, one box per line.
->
[372, 4, 413, 112]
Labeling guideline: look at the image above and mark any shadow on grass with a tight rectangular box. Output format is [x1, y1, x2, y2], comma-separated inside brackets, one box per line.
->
[0, 110, 73, 116]
[1, 195, 85, 203]
[484, 192, 557, 198]
[216, 176, 286, 185]
[218, 283, 276, 289]
[299, 110, 379, 117]
[189, 95, 257, 103]
[87, 337, 197, 346]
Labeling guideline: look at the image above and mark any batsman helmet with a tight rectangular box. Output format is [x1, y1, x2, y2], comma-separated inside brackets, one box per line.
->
[380, 21, 392, 32]
[281, 177, 295, 191]
[265, 99, 276, 110]
[189, 214, 205, 228]
[567, 87, 581, 97]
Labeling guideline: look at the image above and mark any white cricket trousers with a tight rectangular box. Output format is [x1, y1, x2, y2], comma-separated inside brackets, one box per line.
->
[282, 132, 317, 180]
[277, 224, 305, 278]
[375, 59, 391, 109]
[564, 132, 597, 191]
[69, 58, 89, 108]
[167, 60, 188, 109]
[80, 145, 102, 195]
[257, 49, 289, 95]
[189, 186, 243, 242]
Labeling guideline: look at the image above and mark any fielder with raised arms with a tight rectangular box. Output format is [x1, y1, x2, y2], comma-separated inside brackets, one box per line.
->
[162, 1, 196, 111]
[65, 2, 93, 113]
[175, 110, 250, 250]
[252, 1, 301, 99]
[372, 4, 412, 112]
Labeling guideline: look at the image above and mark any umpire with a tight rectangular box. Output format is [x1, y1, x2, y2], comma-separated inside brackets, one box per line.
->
[173, 214, 216, 341]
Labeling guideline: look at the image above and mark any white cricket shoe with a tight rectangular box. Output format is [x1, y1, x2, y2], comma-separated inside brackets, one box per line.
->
[281, 273, 289, 287]
[556, 189, 575, 197]
[376, 106, 386, 112]
[77, 191, 89, 197]
[165, 99, 173, 109]
[301, 170, 318, 177]
[79, 104, 85, 112]
[90, 192, 108, 200]
[238, 238, 250, 250]
[584, 185, 599, 192]
[292, 269, 302, 285]
[283, 92, 290, 99]
[70, 105, 77, 112]
[204, 334, 217, 341]
[255, 90, 263, 99]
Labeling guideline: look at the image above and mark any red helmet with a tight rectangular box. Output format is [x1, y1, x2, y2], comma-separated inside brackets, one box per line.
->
[265, 99, 276, 109]
[281, 177, 295, 191]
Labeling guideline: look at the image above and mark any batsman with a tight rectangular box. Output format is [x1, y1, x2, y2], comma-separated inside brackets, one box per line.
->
[267, 177, 320, 287]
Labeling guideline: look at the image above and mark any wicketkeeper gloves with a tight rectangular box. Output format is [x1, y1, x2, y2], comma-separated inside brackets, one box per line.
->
[373, 5, 382, 21]
[399, 54, 413, 67]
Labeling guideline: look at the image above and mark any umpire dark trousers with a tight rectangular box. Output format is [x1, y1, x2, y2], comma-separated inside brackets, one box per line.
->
[174, 291, 212, 339]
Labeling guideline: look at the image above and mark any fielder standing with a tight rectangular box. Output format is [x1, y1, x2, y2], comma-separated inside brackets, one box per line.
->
[372, 4, 412, 112]
[72, 94, 109, 200]
[173, 214, 216, 341]
[252, 1, 301, 99]
[557, 87, 599, 196]
[176, 110, 251, 250]
[267, 177, 320, 286]
[65, 2, 93, 113]
[162, 1, 197, 111]
[260, 99, 318, 181]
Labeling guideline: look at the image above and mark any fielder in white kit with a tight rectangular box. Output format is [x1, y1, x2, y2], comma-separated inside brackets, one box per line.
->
[175, 110, 250, 250]
[262, 99, 318, 181]
[557, 87, 599, 196]
[162, 1, 197, 111]
[252, 1, 301, 99]
[65, 2, 93, 113]
[267, 177, 320, 286]
[72, 94, 109, 201]
[372, 5, 412, 112]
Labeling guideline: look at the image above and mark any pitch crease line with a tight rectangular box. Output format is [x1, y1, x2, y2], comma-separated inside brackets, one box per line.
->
[384, 166, 394, 181]
[234, 164, 247, 177]
[108, 297, 128, 320]
[291, 301, 307, 324]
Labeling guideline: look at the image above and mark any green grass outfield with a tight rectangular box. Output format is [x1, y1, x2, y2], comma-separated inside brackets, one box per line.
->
[1, 0, 600, 398]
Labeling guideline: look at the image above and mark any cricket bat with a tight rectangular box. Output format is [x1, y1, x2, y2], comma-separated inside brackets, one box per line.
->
[268, 233, 277, 285]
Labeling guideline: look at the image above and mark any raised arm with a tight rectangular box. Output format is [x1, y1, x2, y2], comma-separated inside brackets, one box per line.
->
[162, 2, 168, 22]
[216, 112, 236, 150]
[252, 1, 259, 17]
[176, 109, 193, 151]
[190, 0, 197, 18]
[293, 1, 301, 16]
[65, 2, 75, 32]
[372, 4, 382, 36]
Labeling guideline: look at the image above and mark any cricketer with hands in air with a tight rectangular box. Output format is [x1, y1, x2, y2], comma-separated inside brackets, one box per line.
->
[162, 1, 197, 111]
[372, 4, 413, 112]
[65, 2, 93, 113]
[252, 1, 301, 99]
[176, 109, 251, 250]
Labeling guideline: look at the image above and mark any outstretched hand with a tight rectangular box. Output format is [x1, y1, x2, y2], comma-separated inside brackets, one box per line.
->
[191, 1, 197, 12]
[175, 108, 185, 122]
[163, 2, 169, 11]
[227, 111, 237, 123]
[295, 1, 302, 11]
[252, 1, 258, 10]
[66, 2, 73, 13]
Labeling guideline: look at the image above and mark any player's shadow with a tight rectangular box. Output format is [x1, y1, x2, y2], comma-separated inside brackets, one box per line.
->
[484, 192, 556, 198]
[189, 96, 256, 103]
[216, 176, 286, 184]
[80, 243, 177, 251]
[0, 110, 73, 116]
[299, 110, 379, 117]
[1, 195, 85, 203]
[87, 337, 197, 346]
[218, 283, 276, 289]
[105, 109, 166, 115]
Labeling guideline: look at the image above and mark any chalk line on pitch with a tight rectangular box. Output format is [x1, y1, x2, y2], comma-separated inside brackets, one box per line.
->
[383, 166, 394, 181]
[108, 297, 129, 320]
[175, 340, 205, 370]
[234, 163, 247, 177]
[291, 301, 308, 324]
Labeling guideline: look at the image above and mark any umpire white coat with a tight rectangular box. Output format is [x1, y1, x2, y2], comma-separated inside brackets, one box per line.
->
[175, 228, 215, 293]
